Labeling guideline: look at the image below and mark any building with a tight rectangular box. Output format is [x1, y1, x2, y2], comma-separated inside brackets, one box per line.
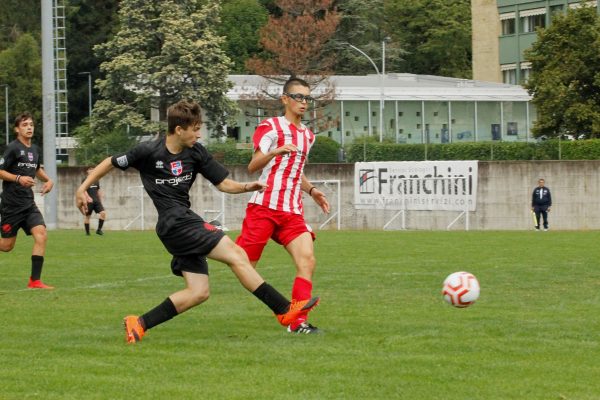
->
[472, 0, 600, 84]
[226, 74, 536, 145]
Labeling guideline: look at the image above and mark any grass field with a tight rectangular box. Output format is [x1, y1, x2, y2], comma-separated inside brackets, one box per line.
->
[1, 229, 599, 399]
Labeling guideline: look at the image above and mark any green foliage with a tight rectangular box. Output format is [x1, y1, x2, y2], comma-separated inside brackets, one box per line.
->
[72, 120, 137, 165]
[0, 33, 42, 147]
[205, 140, 253, 165]
[219, 0, 268, 74]
[93, 0, 237, 137]
[346, 139, 600, 162]
[0, 0, 40, 51]
[525, 6, 600, 139]
[309, 135, 341, 163]
[384, 0, 472, 78]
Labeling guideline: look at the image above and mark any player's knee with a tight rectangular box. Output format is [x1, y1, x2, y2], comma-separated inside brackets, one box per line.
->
[229, 245, 251, 268]
[33, 230, 48, 244]
[188, 288, 210, 305]
[298, 253, 316, 272]
[0, 240, 15, 252]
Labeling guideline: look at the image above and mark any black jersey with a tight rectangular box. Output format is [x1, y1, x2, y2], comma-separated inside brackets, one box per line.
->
[85, 180, 101, 203]
[111, 137, 229, 215]
[0, 140, 42, 210]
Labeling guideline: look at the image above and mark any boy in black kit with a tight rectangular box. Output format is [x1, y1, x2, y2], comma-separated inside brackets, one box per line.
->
[76, 100, 318, 343]
[83, 166, 106, 235]
[0, 112, 55, 289]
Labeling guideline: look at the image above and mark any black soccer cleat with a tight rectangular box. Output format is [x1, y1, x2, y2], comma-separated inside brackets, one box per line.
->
[96, 230, 104, 235]
[287, 322, 321, 334]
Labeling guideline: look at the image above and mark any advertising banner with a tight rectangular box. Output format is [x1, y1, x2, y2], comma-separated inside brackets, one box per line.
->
[355, 161, 478, 211]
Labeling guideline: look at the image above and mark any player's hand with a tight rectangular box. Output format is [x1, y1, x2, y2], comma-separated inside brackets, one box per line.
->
[310, 188, 330, 214]
[273, 144, 297, 156]
[40, 179, 54, 195]
[245, 181, 267, 193]
[18, 176, 35, 188]
[75, 189, 89, 215]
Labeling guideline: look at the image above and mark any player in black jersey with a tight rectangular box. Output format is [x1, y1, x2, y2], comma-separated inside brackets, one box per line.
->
[0, 112, 55, 289]
[82, 166, 106, 235]
[76, 100, 319, 343]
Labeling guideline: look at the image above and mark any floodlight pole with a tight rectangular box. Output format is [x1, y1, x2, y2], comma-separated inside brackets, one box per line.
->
[347, 43, 384, 142]
[41, 0, 57, 229]
[0, 84, 8, 145]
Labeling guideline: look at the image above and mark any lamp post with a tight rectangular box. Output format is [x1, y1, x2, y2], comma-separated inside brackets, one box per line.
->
[0, 84, 8, 145]
[347, 39, 390, 142]
[78, 72, 92, 121]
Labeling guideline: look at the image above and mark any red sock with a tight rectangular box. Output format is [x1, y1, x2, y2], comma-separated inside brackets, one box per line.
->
[290, 277, 312, 329]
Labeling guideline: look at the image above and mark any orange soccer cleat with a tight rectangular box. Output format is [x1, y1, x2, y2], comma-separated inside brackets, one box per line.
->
[276, 297, 319, 326]
[27, 278, 54, 289]
[123, 315, 145, 343]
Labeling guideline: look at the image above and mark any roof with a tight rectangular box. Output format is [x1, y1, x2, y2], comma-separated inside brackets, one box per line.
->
[227, 74, 532, 102]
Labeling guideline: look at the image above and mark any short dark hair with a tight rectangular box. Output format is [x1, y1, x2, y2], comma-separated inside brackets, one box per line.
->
[167, 100, 202, 134]
[14, 112, 33, 127]
[283, 77, 310, 94]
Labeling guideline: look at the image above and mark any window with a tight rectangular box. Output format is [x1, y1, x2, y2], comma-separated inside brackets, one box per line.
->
[417, 124, 421, 129]
[399, 129, 404, 134]
[372, 111, 377, 117]
[354, 116, 359, 121]
[416, 111, 421, 117]
[520, 62, 532, 83]
[502, 18, 516, 35]
[433, 111, 438, 117]
[501, 64, 517, 84]
[521, 14, 545, 33]
[398, 111, 403, 117]
[345, 111, 350, 117]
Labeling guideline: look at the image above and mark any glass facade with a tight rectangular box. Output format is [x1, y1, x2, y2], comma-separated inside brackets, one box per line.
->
[230, 99, 537, 145]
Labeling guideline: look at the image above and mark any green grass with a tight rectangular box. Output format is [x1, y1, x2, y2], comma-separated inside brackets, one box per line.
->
[1, 230, 599, 399]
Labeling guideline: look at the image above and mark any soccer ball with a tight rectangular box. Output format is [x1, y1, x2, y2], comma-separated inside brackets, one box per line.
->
[442, 271, 480, 308]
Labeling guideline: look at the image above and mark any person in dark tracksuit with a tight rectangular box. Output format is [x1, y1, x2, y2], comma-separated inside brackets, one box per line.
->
[531, 178, 552, 231]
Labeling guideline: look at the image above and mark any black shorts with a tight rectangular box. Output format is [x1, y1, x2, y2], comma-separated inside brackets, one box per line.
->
[85, 201, 105, 216]
[0, 204, 46, 238]
[157, 208, 225, 277]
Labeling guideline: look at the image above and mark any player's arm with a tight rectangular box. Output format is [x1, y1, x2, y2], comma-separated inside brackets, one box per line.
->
[248, 144, 298, 174]
[76, 157, 114, 215]
[301, 174, 330, 214]
[215, 178, 267, 194]
[35, 167, 54, 195]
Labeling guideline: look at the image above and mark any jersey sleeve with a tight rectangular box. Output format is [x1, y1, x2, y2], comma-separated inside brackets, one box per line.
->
[253, 119, 277, 154]
[111, 142, 152, 171]
[0, 144, 16, 172]
[193, 144, 229, 186]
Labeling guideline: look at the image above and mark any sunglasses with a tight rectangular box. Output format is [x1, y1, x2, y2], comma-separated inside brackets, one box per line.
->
[284, 92, 315, 103]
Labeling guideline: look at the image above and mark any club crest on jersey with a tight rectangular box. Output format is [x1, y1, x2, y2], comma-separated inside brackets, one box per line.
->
[170, 161, 183, 176]
[27, 152, 34, 162]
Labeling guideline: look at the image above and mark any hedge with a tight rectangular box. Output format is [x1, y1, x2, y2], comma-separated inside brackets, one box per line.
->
[345, 138, 600, 162]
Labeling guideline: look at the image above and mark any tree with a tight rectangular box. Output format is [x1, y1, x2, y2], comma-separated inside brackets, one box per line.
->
[0, 33, 42, 147]
[0, 1, 41, 51]
[525, 6, 600, 139]
[66, 0, 120, 129]
[330, 0, 405, 75]
[93, 0, 236, 137]
[384, 0, 472, 78]
[244, 0, 340, 133]
[246, 0, 340, 79]
[218, 0, 269, 74]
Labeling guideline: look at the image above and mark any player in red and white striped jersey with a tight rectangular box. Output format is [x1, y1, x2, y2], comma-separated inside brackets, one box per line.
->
[236, 77, 330, 334]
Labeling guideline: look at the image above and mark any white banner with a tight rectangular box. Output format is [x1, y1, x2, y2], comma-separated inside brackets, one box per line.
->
[354, 161, 478, 211]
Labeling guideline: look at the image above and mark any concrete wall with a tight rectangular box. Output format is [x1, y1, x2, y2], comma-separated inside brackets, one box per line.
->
[50, 161, 600, 231]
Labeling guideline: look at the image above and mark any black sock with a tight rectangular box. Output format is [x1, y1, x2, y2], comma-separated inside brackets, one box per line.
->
[97, 219, 104, 231]
[140, 297, 178, 331]
[31, 255, 44, 281]
[84, 223, 90, 234]
[252, 282, 290, 315]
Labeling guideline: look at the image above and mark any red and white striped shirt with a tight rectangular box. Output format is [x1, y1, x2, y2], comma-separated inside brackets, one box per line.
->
[249, 116, 315, 214]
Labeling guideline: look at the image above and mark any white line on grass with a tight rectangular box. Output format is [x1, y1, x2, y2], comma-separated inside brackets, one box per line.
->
[0, 275, 173, 294]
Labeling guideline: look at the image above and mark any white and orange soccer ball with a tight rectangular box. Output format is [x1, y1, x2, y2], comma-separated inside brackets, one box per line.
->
[442, 271, 480, 308]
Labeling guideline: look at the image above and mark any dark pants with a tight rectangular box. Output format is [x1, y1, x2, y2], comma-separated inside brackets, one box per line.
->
[534, 206, 549, 229]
